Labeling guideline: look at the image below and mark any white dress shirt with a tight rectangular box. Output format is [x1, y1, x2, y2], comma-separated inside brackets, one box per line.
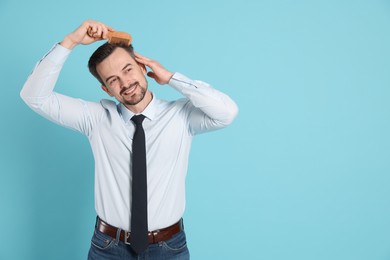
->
[20, 44, 238, 231]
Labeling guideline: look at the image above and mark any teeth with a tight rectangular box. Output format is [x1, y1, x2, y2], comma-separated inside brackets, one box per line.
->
[124, 85, 136, 95]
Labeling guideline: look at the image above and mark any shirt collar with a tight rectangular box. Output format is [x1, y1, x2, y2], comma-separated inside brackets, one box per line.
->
[119, 92, 157, 123]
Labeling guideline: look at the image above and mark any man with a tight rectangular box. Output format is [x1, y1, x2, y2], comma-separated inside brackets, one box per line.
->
[20, 20, 238, 259]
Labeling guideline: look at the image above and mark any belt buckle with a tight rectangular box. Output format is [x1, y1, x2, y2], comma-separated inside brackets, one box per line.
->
[151, 231, 159, 243]
[124, 231, 131, 245]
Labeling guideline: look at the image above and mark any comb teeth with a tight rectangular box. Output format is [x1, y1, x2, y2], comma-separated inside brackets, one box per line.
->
[108, 31, 132, 46]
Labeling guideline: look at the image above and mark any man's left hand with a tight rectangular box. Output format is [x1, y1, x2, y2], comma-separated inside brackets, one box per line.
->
[135, 53, 174, 85]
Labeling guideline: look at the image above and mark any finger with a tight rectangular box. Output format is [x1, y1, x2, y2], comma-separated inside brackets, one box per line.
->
[100, 26, 107, 39]
[135, 56, 150, 66]
[147, 71, 156, 79]
[89, 25, 98, 37]
[87, 26, 94, 37]
[134, 55, 146, 62]
[84, 21, 109, 41]
[107, 25, 115, 31]
[92, 22, 112, 39]
[95, 26, 103, 39]
[103, 26, 115, 39]
[134, 52, 151, 61]
[134, 52, 144, 58]
[102, 27, 110, 39]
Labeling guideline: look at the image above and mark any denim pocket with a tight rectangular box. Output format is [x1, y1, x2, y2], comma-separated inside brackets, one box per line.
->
[91, 229, 115, 250]
[161, 231, 188, 252]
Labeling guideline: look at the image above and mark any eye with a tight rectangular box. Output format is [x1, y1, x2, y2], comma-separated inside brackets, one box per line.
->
[109, 78, 118, 86]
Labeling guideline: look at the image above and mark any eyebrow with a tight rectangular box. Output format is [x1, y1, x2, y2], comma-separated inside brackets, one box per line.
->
[104, 63, 133, 83]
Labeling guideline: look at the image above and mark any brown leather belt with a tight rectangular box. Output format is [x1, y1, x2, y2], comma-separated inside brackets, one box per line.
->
[96, 217, 183, 245]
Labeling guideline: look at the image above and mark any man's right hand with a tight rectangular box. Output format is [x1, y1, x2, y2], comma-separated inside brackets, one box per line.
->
[60, 20, 114, 50]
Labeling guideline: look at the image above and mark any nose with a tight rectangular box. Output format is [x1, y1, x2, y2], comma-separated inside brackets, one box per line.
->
[119, 78, 127, 90]
[121, 77, 133, 89]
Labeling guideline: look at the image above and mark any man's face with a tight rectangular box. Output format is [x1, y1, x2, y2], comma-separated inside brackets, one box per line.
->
[96, 48, 148, 106]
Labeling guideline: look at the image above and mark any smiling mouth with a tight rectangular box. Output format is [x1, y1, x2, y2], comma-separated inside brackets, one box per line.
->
[121, 82, 139, 96]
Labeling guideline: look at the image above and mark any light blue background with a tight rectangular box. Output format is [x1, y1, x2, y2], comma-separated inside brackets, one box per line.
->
[1, 0, 390, 259]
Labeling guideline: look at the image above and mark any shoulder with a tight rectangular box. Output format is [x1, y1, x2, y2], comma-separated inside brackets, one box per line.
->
[98, 99, 123, 119]
[100, 99, 118, 110]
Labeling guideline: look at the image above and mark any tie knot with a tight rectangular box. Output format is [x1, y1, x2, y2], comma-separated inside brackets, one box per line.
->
[131, 114, 145, 126]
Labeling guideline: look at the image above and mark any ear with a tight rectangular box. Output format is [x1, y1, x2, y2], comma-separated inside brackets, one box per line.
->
[138, 62, 147, 75]
[101, 85, 113, 97]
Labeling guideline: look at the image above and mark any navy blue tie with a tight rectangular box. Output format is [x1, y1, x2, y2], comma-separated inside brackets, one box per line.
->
[130, 114, 148, 254]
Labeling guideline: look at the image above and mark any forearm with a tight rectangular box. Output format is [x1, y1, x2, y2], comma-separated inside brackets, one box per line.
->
[60, 36, 79, 50]
[19, 44, 97, 135]
[20, 44, 71, 109]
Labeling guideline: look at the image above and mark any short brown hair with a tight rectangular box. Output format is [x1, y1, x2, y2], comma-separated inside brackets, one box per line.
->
[88, 43, 135, 85]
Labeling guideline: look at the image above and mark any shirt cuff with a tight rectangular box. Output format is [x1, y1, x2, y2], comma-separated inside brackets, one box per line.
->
[42, 43, 72, 65]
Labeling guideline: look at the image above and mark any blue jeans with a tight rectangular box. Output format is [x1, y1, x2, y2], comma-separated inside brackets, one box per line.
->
[87, 226, 190, 260]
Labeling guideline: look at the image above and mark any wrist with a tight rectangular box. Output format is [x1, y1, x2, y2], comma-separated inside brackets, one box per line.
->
[60, 36, 78, 50]
[166, 72, 174, 84]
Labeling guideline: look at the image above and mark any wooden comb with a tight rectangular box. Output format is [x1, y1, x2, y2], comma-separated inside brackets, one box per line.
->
[87, 28, 132, 46]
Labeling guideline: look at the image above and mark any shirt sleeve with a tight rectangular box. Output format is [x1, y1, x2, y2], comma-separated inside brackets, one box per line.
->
[168, 72, 239, 135]
[20, 43, 104, 137]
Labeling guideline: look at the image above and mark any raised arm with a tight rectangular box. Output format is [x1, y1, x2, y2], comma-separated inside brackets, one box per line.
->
[20, 20, 113, 136]
[134, 53, 239, 135]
